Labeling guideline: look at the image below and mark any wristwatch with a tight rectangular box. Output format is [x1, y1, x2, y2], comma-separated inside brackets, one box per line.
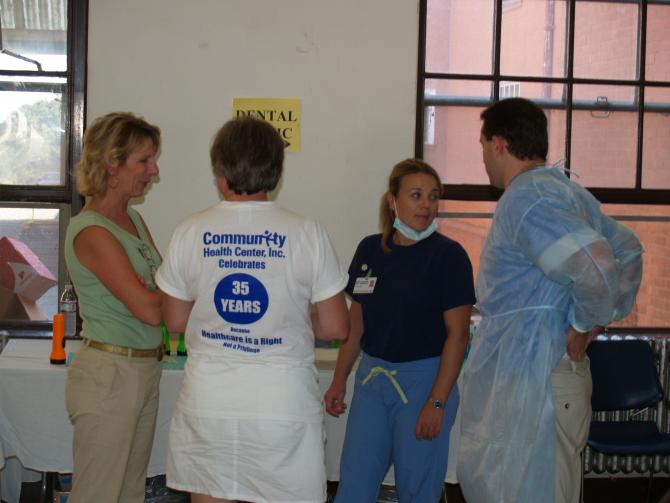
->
[429, 398, 444, 409]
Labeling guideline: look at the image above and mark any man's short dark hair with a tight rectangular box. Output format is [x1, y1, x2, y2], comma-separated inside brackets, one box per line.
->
[480, 98, 548, 162]
[210, 116, 285, 194]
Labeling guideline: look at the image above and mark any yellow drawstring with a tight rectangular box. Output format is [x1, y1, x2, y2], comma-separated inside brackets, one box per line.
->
[361, 366, 408, 404]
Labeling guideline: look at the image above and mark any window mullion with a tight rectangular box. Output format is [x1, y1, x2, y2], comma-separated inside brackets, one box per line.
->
[67, 0, 87, 216]
[564, 0, 576, 177]
[415, 0, 429, 159]
[493, 0, 503, 101]
[635, 0, 648, 190]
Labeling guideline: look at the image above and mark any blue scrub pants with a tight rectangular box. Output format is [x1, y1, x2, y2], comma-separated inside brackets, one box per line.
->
[335, 353, 458, 503]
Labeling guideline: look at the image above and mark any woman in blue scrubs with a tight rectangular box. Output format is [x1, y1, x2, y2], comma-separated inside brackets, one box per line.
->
[324, 158, 475, 502]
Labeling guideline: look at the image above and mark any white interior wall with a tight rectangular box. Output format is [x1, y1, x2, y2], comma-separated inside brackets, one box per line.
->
[87, 0, 419, 266]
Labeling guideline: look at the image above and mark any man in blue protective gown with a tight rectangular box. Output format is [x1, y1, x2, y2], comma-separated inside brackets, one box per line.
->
[457, 98, 643, 503]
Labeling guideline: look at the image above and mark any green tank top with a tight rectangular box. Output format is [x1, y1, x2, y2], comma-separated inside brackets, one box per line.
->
[64, 208, 162, 349]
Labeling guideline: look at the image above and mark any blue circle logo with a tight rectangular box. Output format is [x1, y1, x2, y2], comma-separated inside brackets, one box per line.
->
[214, 273, 269, 324]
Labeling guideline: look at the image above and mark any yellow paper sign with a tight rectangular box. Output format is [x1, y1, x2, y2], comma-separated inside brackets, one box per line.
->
[232, 98, 301, 152]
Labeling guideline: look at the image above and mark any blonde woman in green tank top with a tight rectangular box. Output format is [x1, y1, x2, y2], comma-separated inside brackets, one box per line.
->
[63, 112, 163, 503]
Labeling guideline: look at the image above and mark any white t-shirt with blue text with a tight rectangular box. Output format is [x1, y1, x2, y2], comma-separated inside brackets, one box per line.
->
[156, 200, 348, 365]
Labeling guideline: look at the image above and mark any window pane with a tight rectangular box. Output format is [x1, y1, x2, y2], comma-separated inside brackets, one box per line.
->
[642, 110, 670, 189]
[439, 201, 670, 328]
[641, 86, 670, 190]
[0, 207, 59, 321]
[501, 0, 567, 78]
[425, 106, 489, 185]
[0, 0, 68, 72]
[646, 85, 670, 105]
[572, 83, 637, 105]
[0, 78, 67, 185]
[425, 0, 493, 75]
[601, 204, 670, 328]
[493, 80, 567, 103]
[438, 200, 496, 283]
[422, 79, 491, 183]
[646, 4, 670, 82]
[570, 110, 638, 188]
[425, 78, 492, 100]
[571, 85, 638, 188]
[573, 1, 638, 80]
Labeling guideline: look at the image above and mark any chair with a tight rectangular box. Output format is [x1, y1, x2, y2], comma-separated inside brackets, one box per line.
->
[585, 339, 670, 503]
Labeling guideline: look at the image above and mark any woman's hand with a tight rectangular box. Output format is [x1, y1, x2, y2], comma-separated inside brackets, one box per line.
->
[324, 301, 363, 418]
[415, 402, 444, 440]
[324, 381, 347, 417]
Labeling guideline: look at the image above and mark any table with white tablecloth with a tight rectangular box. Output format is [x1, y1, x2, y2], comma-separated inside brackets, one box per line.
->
[0, 339, 358, 503]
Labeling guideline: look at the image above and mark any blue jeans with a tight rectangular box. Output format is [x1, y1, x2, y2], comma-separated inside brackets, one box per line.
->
[335, 353, 458, 503]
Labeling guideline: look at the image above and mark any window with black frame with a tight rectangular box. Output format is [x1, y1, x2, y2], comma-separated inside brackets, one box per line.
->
[417, 0, 670, 328]
[0, 0, 86, 333]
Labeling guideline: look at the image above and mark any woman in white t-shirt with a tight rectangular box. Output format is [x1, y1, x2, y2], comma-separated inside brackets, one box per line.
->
[156, 116, 349, 503]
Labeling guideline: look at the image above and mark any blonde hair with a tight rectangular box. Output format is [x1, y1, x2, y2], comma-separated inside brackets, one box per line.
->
[76, 112, 161, 197]
[379, 158, 442, 253]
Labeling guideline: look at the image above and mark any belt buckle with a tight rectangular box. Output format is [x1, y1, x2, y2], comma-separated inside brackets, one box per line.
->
[157, 344, 164, 362]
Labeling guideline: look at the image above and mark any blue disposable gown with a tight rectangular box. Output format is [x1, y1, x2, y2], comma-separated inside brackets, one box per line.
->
[457, 166, 643, 502]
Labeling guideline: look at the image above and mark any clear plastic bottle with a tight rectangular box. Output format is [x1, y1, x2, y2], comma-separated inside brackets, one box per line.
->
[59, 283, 78, 338]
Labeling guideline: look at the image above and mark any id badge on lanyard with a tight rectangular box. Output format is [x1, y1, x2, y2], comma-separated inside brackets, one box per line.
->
[353, 264, 377, 294]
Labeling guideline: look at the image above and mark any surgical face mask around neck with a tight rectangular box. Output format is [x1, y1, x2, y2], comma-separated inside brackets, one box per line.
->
[392, 200, 438, 242]
[550, 158, 581, 179]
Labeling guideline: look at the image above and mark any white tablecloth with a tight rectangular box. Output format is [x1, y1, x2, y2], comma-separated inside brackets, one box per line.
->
[0, 340, 355, 503]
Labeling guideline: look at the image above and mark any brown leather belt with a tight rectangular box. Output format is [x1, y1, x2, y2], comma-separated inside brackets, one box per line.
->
[84, 338, 163, 361]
